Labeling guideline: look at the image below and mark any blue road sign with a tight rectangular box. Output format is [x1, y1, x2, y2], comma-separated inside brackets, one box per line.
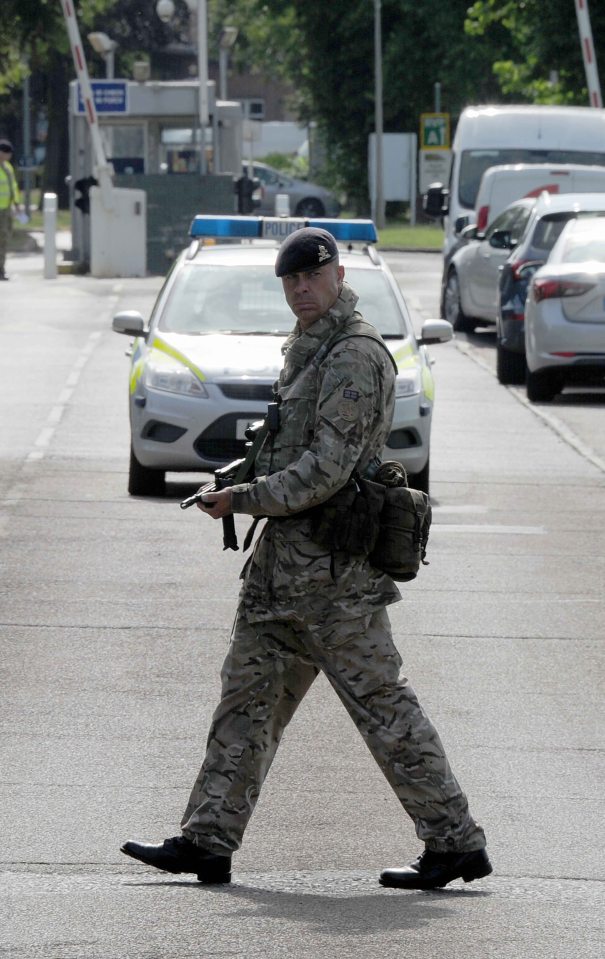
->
[76, 80, 129, 115]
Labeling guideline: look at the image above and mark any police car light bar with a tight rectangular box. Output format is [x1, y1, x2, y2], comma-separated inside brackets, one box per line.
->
[189, 215, 378, 244]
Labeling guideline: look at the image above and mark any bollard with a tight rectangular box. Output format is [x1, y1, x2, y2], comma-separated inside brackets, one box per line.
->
[274, 193, 290, 217]
[43, 192, 57, 279]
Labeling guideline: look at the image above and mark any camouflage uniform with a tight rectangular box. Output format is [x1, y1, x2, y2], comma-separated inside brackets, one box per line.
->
[181, 282, 486, 856]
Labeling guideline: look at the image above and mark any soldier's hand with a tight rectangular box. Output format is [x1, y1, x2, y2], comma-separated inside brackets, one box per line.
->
[196, 488, 233, 519]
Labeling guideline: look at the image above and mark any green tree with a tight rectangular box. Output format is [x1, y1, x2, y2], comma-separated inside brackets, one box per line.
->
[465, 0, 605, 104]
[231, 0, 504, 211]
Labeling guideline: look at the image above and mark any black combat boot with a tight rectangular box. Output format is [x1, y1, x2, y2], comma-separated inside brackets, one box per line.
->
[121, 836, 232, 884]
[380, 847, 492, 890]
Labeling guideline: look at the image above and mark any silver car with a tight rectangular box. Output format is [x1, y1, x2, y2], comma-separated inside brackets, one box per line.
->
[244, 161, 341, 218]
[112, 216, 453, 497]
[443, 199, 535, 333]
[524, 216, 605, 402]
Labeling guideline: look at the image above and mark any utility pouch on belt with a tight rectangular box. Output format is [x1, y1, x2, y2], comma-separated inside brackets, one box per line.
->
[308, 477, 385, 555]
[309, 461, 432, 582]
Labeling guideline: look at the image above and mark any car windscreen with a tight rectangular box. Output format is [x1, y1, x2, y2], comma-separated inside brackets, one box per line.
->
[158, 263, 408, 338]
[459, 148, 605, 209]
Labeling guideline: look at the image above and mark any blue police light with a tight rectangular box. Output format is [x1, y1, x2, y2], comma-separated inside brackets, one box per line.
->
[189, 215, 378, 244]
[307, 219, 378, 243]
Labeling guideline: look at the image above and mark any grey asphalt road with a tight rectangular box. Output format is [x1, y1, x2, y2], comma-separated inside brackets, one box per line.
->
[1, 245, 604, 958]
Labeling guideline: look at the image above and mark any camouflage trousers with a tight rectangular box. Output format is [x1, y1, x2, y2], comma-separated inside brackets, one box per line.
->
[181, 606, 486, 856]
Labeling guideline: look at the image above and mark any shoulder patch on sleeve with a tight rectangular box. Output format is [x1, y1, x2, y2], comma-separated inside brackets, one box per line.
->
[337, 399, 359, 421]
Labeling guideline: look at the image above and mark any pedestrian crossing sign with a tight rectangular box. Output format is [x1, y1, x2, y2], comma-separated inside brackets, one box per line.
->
[420, 113, 450, 150]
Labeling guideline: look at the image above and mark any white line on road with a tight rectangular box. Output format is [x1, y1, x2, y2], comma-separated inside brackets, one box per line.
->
[26, 329, 103, 463]
[433, 523, 546, 535]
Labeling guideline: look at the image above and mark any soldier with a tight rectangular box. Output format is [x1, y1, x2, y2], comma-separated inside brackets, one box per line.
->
[121, 228, 492, 890]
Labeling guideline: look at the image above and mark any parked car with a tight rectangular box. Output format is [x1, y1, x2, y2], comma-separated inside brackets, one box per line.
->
[474, 162, 605, 233]
[443, 199, 535, 333]
[112, 215, 453, 497]
[497, 192, 605, 384]
[524, 216, 605, 402]
[242, 161, 341, 218]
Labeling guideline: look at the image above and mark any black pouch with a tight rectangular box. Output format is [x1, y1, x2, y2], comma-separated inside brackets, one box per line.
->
[308, 477, 385, 555]
[368, 485, 432, 581]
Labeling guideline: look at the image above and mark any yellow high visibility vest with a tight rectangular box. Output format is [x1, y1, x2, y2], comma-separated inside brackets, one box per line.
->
[0, 160, 20, 210]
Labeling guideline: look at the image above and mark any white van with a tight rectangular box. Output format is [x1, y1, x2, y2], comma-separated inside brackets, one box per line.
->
[423, 105, 605, 257]
[474, 162, 605, 231]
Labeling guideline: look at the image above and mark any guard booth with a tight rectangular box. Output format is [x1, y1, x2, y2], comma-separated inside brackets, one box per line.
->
[69, 78, 244, 274]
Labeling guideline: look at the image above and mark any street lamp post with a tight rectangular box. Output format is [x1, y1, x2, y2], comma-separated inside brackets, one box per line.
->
[156, 0, 209, 173]
[372, 0, 385, 229]
[87, 32, 118, 79]
[218, 26, 238, 101]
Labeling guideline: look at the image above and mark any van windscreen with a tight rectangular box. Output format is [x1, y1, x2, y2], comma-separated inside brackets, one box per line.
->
[459, 149, 605, 209]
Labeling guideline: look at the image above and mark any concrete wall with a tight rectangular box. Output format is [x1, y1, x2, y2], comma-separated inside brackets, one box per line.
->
[115, 173, 235, 275]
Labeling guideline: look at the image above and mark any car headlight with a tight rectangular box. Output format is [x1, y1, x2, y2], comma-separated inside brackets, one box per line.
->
[395, 368, 421, 398]
[143, 358, 208, 398]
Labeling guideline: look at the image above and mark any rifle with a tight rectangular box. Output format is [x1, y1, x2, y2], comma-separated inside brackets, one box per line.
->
[180, 409, 275, 550]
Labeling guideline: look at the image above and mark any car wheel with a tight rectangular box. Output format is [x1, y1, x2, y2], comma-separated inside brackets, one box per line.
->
[444, 270, 476, 333]
[408, 458, 430, 496]
[295, 197, 325, 218]
[128, 445, 166, 496]
[496, 340, 526, 385]
[526, 369, 561, 403]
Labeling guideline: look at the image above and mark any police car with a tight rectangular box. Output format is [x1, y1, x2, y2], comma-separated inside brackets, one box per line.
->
[112, 216, 453, 496]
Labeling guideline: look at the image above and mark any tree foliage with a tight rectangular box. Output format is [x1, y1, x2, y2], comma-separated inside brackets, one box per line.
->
[2, 0, 603, 212]
[465, 0, 605, 104]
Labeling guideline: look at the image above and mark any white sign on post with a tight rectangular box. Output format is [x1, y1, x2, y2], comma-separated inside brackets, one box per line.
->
[368, 133, 418, 224]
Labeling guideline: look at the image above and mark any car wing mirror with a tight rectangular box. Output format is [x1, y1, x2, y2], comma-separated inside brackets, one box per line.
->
[112, 310, 148, 339]
[459, 222, 480, 241]
[423, 182, 450, 218]
[517, 260, 545, 280]
[489, 229, 513, 250]
[418, 319, 454, 345]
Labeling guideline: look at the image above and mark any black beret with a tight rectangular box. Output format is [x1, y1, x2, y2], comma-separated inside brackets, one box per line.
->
[0, 139, 14, 153]
[275, 227, 338, 277]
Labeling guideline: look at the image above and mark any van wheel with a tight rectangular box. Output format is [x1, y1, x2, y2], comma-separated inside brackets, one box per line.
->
[444, 270, 476, 333]
[496, 341, 526, 385]
[128, 445, 166, 496]
[526, 369, 560, 403]
[408, 458, 430, 496]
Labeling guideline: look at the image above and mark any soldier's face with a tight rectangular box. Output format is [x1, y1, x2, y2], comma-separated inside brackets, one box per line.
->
[281, 261, 345, 330]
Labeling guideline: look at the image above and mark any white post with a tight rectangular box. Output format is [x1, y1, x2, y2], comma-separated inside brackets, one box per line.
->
[43, 193, 57, 279]
[574, 0, 603, 108]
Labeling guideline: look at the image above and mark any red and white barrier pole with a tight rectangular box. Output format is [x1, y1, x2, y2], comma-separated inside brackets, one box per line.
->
[574, 0, 603, 108]
[59, 0, 114, 205]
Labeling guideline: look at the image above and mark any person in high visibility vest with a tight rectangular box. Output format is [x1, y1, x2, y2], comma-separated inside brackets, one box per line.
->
[0, 139, 22, 281]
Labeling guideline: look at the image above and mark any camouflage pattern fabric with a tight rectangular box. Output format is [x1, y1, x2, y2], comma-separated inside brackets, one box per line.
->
[181, 281, 487, 857]
[181, 608, 486, 855]
[230, 281, 402, 625]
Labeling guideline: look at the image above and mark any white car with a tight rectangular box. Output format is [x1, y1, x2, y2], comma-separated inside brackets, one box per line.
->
[525, 216, 605, 402]
[112, 216, 453, 495]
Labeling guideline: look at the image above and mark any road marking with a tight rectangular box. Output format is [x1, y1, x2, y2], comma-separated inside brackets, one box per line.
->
[433, 523, 546, 535]
[26, 329, 103, 463]
[432, 505, 489, 514]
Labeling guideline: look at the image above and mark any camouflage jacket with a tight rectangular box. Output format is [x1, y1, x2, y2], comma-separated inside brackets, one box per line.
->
[230, 281, 402, 625]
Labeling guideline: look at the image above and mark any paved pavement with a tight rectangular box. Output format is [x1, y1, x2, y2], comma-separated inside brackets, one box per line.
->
[1, 241, 604, 958]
